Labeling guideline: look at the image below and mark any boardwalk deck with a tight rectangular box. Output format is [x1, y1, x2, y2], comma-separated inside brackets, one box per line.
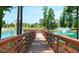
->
[27, 33, 54, 53]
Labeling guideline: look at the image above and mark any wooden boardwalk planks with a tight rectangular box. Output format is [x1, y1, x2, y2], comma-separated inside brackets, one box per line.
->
[27, 33, 54, 53]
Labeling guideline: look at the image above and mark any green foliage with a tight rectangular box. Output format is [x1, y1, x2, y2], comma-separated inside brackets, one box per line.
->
[23, 23, 43, 28]
[60, 6, 79, 29]
[60, 11, 73, 28]
[9, 23, 15, 27]
[8, 43, 14, 48]
[40, 6, 58, 29]
[42, 6, 48, 27]
[0, 6, 12, 38]
[60, 11, 67, 27]
[2, 20, 6, 27]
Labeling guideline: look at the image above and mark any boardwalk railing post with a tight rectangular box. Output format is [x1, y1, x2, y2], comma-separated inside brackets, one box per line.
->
[56, 38, 59, 53]
[49, 34, 52, 47]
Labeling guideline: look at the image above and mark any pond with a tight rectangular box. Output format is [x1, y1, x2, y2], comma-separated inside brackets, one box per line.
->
[53, 31, 79, 39]
[1, 30, 16, 39]
[53, 27, 79, 39]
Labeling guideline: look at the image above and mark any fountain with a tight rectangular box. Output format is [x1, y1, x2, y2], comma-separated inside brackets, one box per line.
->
[55, 27, 71, 33]
[53, 27, 77, 38]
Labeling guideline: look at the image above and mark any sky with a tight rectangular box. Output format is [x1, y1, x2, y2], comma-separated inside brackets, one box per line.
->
[3, 6, 64, 24]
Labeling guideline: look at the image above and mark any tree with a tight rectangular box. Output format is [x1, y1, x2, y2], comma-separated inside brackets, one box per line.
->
[42, 6, 48, 27]
[0, 6, 12, 39]
[60, 6, 78, 28]
[60, 7, 73, 28]
[2, 20, 6, 27]
[60, 9, 67, 27]
[66, 6, 79, 39]
[65, 6, 74, 28]
[47, 8, 55, 29]
[40, 7, 58, 29]
[9, 23, 15, 27]
[63, 6, 79, 39]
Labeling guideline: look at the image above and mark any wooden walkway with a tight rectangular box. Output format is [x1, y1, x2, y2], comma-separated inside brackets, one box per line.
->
[27, 33, 54, 53]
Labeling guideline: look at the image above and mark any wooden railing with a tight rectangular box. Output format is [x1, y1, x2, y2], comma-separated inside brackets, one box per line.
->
[42, 30, 79, 53]
[0, 30, 36, 53]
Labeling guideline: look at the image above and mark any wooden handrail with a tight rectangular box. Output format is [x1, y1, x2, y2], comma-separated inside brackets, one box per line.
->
[48, 32, 79, 47]
[42, 30, 79, 53]
[0, 30, 36, 53]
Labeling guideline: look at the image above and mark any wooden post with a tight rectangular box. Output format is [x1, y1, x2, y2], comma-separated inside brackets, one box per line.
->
[19, 6, 23, 34]
[17, 6, 20, 35]
[56, 38, 59, 53]
[0, 10, 3, 39]
[76, 7, 79, 39]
